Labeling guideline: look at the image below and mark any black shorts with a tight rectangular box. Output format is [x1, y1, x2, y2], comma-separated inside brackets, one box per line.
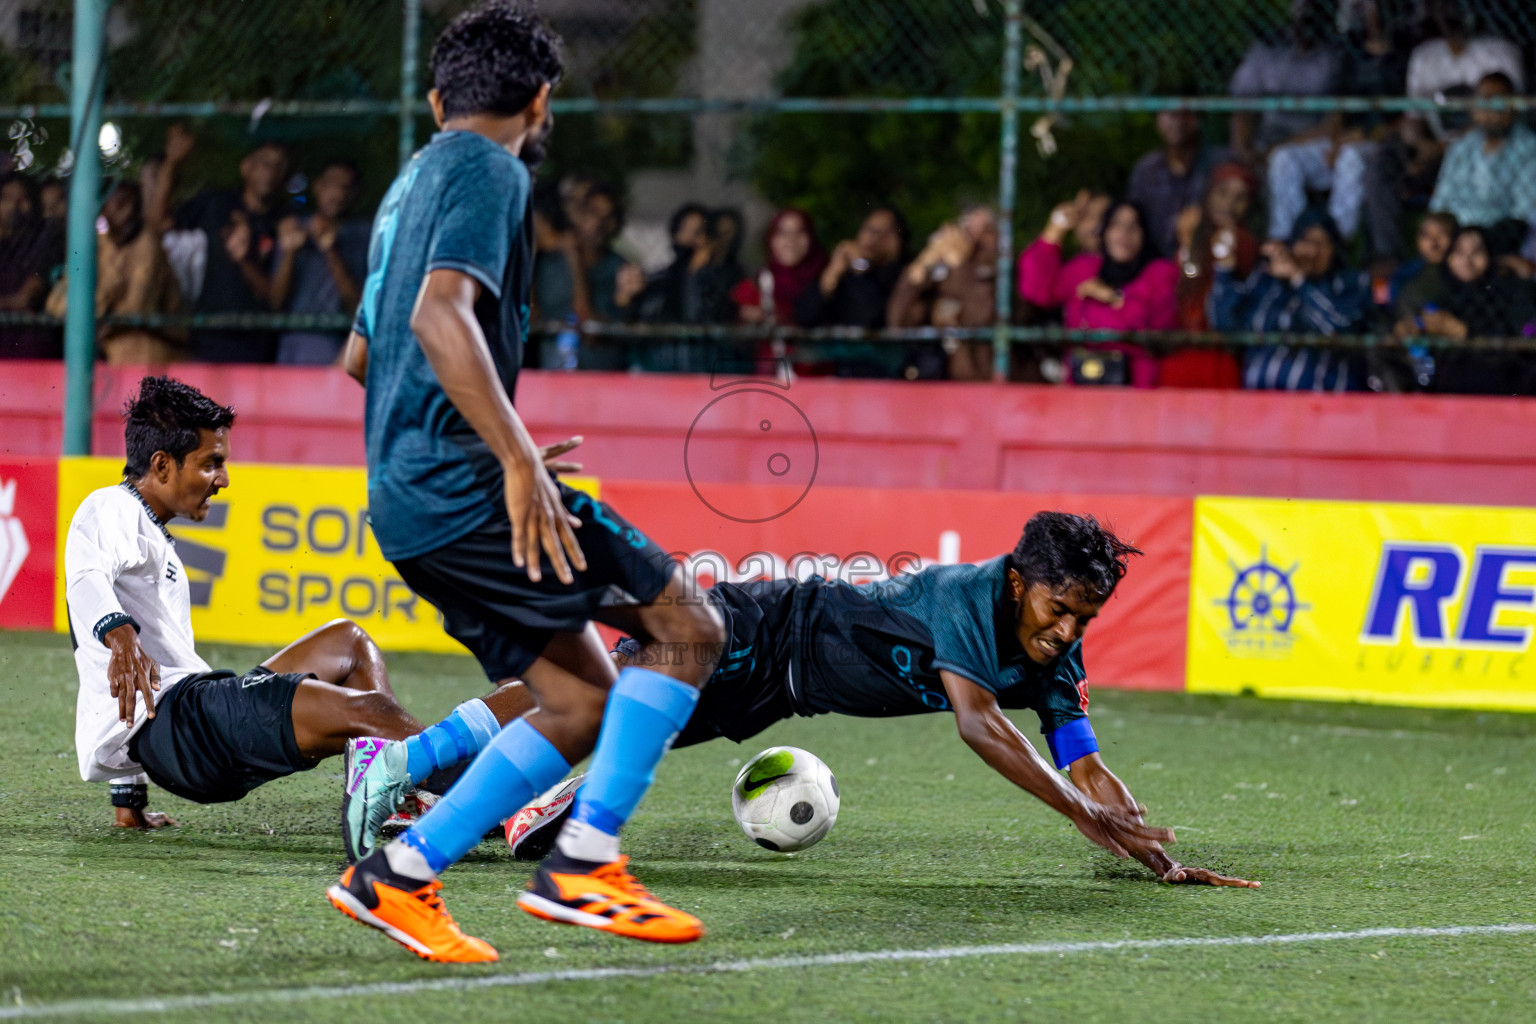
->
[127, 667, 312, 804]
[394, 482, 677, 679]
[674, 579, 800, 748]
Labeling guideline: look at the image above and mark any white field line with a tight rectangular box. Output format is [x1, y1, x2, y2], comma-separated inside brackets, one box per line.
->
[3, 923, 1532, 1019]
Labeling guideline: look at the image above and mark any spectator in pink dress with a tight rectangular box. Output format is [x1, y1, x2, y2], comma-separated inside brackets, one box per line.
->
[1018, 196, 1178, 387]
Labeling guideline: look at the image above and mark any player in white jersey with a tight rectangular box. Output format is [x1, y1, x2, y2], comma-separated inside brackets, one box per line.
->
[66, 376, 448, 826]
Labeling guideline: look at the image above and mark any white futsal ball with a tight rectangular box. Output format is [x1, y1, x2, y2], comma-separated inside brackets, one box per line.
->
[731, 746, 840, 853]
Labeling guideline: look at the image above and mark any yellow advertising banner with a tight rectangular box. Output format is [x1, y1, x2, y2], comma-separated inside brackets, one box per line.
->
[54, 458, 598, 655]
[1188, 496, 1536, 711]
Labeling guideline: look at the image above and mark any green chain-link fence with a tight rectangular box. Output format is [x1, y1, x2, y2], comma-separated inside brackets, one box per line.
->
[5, 0, 1536, 449]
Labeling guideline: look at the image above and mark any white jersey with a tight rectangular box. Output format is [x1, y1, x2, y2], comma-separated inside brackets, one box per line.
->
[65, 484, 210, 782]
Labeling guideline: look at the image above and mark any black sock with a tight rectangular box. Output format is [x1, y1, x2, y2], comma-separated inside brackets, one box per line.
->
[417, 761, 469, 798]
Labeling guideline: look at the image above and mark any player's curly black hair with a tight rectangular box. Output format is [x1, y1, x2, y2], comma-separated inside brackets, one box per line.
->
[122, 377, 235, 479]
[430, 1, 564, 120]
[1009, 511, 1142, 602]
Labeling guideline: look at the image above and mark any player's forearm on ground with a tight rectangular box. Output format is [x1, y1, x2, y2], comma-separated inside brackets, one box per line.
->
[411, 294, 541, 470]
[957, 710, 1090, 820]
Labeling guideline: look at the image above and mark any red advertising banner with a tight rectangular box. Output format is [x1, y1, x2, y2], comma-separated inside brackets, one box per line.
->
[0, 457, 59, 631]
[602, 480, 1192, 691]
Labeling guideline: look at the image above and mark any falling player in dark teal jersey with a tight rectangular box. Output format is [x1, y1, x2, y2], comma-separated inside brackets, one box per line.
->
[416, 512, 1257, 888]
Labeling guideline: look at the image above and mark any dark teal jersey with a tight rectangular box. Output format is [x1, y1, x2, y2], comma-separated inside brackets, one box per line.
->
[705, 560, 1095, 766]
[355, 131, 534, 561]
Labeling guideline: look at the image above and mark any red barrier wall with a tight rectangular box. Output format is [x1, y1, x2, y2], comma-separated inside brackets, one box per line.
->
[5, 361, 1536, 504]
[0, 456, 58, 630]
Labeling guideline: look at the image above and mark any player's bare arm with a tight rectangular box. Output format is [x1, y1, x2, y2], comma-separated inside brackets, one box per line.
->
[1068, 752, 1259, 887]
[409, 266, 586, 584]
[343, 330, 368, 382]
[940, 668, 1174, 860]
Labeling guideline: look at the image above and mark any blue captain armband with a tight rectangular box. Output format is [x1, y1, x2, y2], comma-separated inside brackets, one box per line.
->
[1045, 717, 1099, 770]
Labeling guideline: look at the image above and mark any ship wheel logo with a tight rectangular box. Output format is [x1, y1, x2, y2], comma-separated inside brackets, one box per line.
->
[1218, 546, 1308, 633]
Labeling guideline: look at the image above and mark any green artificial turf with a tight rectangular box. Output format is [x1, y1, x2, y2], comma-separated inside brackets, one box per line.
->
[1, 628, 1533, 1023]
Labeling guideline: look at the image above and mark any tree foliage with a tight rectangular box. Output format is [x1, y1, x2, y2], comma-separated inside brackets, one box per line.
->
[743, 0, 1163, 244]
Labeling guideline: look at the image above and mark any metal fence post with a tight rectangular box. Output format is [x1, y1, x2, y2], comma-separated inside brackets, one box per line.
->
[399, 0, 421, 167]
[63, 0, 106, 456]
[993, 0, 1022, 382]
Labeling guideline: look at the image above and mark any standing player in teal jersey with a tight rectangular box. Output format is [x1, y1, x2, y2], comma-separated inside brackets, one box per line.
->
[323, 1, 724, 963]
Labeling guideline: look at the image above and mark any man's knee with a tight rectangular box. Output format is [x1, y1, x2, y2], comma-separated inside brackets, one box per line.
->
[656, 595, 724, 648]
[660, 599, 725, 677]
[323, 618, 376, 657]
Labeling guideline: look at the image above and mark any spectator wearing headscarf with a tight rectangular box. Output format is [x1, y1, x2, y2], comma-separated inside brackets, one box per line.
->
[1019, 196, 1178, 387]
[1162, 162, 1261, 388]
[1396, 224, 1536, 395]
[1210, 209, 1370, 392]
[731, 208, 828, 325]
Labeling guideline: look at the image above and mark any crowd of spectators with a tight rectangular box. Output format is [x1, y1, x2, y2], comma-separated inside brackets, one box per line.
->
[2, 124, 369, 368]
[3, 0, 1536, 395]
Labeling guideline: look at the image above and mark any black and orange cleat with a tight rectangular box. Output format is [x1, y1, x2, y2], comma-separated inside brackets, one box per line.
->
[517, 852, 703, 944]
[326, 852, 498, 963]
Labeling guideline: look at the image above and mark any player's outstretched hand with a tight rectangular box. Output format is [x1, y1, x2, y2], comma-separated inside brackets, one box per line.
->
[505, 456, 586, 585]
[540, 435, 584, 476]
[105, 623, 160, 725]
[1161, 864, 1260, 888]
[1071, 801, 1176, 860]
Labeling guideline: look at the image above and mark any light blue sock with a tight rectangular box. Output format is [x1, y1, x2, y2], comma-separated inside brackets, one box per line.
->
[403, 698, 499, 785]
[399, 717, 571, 874]
[568, 666, 701, 838]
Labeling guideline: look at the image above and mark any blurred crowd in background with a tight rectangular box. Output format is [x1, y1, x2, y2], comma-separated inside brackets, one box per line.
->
[3, 0, 1536, 395]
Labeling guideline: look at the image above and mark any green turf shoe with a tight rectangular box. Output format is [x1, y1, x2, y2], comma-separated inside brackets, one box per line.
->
[342, 737, 412, 864]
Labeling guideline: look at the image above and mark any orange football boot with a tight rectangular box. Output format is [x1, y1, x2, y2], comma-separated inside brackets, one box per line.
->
[327, 858, 498, 963]
[517, 854, 703, 943]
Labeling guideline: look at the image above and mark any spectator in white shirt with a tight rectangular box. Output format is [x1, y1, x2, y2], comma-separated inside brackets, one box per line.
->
[1405, 0, 1524, 143]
